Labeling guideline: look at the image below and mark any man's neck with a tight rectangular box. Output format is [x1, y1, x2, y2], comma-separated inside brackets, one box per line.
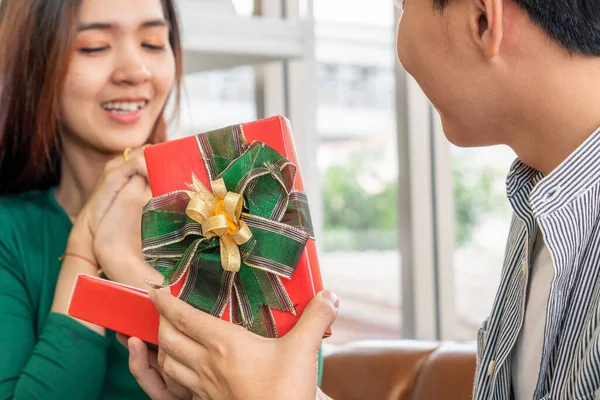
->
[506, 60, 600, 176]
[54, 138, 115, 220]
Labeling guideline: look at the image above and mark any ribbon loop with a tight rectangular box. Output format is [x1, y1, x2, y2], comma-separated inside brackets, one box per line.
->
[221, 191, 243, 226]
[202, 214, 229, 237]
[211, 178, 228, 200]
[231, 220, 252, 245]
[187, 195, 216, 223]
[220, 235, 242, 272]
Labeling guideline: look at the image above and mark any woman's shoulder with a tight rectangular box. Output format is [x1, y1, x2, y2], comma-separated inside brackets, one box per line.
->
[0, 188, 49, 204]
[0, 189, 63, 275]
[0, 189, 53, 221]
[0, 189, 59, 246]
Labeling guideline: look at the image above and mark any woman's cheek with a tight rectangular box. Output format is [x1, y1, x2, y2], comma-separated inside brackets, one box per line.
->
[154, 56, 176, 93]
[63, 57, 110, 101]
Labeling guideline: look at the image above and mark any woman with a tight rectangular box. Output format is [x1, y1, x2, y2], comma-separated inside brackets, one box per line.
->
[0, 0, 182, 398]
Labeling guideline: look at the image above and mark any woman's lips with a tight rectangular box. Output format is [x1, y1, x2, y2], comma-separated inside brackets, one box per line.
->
[103, 107, 144, 124]
[101, 100, 149, 124]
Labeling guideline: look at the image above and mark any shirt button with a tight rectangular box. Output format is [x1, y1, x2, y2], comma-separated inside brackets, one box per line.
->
[487, 360, 496, 377]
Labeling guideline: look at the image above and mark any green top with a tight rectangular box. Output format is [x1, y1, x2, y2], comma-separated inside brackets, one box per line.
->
[0, 188, 324, 400]
[0, 189, 148, 400]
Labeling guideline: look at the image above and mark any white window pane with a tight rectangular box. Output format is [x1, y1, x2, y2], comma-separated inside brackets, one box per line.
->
[230, 0, 254, 16]
[315, 0, 402, 343]
[172, 67, 257, 138]
[451, 145, 515, 340]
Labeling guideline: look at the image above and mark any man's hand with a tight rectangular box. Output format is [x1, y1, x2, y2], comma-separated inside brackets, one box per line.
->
[123, 290, 338, 400]
[117, 334, 192, 400]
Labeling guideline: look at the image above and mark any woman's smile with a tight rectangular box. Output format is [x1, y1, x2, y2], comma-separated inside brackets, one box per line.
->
[101, 97, 150, 124]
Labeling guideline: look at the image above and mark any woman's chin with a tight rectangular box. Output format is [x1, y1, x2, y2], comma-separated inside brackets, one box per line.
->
[94, 131, 152, 153]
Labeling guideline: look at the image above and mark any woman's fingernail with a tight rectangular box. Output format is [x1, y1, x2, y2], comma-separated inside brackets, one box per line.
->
[320, 290, 339, 312]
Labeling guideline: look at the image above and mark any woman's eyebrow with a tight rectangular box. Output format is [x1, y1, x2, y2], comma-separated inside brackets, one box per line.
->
[139, 19, 170, 30]
[77, 19, 170, 33]
[77, 22, 113, 32]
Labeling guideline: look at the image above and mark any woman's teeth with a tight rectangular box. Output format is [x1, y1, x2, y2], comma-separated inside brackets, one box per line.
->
[102, 101, 147, 113]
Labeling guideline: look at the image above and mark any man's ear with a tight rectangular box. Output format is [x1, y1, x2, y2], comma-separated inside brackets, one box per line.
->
[470, 0, 504, 59]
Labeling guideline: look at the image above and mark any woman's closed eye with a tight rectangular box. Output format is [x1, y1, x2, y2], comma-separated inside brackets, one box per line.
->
[142, 43, 166, 51]
[78, 43, 165, 54]
[79, 46, 109, 54]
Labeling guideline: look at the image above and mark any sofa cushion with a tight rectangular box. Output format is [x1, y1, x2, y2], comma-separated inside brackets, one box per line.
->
[321, 341, 439, 400]
[410, 342, 477, 400]
[321, 340, 476, 400]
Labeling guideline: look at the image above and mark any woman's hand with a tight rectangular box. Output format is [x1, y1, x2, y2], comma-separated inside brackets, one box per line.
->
[67, 147, 154, 285]
[52, 148, 153, 329]
[67, 147, 147, 256]
[128, 290, 338, 400]
[92, 173, 163, 286]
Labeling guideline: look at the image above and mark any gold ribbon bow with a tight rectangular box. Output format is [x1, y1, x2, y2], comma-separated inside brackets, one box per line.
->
[185, 175, 252, 272]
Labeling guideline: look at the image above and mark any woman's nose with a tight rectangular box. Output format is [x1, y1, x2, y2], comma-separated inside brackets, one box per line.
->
[112, 56, 151, 86]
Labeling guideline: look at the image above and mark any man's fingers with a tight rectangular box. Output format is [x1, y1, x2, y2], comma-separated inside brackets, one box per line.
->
[286, 290, 339, 350]
[159, 317, 208, 370]
[161, 355, 201, 399]
[150, 289, 231, 347]
[127, 337, 175, 400]
[158, 348, 195, 400]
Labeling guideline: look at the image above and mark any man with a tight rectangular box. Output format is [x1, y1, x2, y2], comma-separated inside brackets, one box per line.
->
[397, 0, 600, 398]
[126, 0, 600, 398]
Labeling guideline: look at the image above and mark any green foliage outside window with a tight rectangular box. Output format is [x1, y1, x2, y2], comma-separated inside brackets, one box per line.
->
[321, 148, 507, 252]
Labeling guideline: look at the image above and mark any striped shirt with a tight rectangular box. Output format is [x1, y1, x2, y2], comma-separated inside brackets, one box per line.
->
[473, 128, 600, 400]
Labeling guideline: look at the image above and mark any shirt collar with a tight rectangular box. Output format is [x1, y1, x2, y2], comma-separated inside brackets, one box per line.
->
[506, 127, 600, 217]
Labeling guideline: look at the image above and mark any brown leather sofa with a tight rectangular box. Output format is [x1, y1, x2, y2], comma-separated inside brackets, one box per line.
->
[321, 341, 477, 400]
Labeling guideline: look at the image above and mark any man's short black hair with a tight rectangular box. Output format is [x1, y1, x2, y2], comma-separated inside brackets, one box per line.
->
[433, 0, 600, 57]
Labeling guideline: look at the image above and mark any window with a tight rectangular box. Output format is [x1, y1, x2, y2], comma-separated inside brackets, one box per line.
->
[172, 67, 257, 138]
[315, 0, 402, 344]
[231, 0, 254, 16]
[169, 1, 258, 139]
[451, 146, 515, 340]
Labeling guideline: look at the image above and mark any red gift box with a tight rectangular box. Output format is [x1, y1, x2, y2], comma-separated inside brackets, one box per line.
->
[68, 274, 160, 344]
[68, 116, 327, 344]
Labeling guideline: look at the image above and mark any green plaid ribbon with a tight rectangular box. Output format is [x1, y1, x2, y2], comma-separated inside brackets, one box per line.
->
[141, 124, 315, 337]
